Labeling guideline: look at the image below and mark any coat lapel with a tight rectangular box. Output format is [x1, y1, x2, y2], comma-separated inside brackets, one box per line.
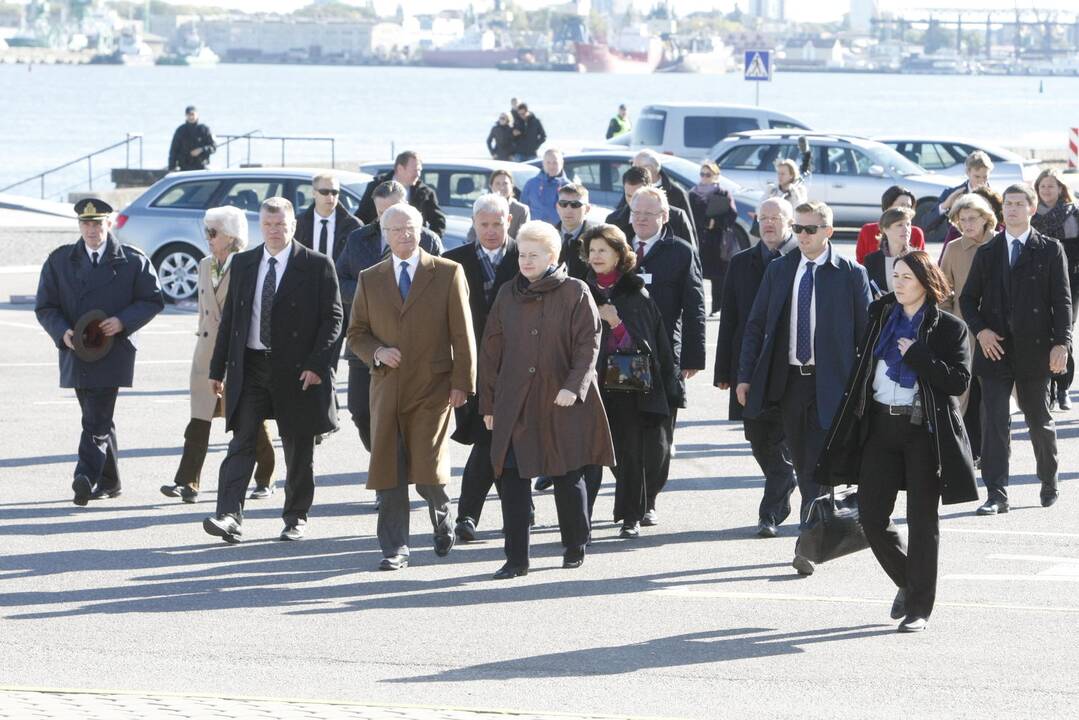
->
[273, 241, 308, 303]
[381, 257, 404, 314]
[401, 250, 435, 314]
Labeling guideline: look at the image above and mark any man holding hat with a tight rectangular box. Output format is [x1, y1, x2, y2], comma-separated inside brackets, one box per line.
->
[35, 198, 165, 506]
[168, 105, 217, 172]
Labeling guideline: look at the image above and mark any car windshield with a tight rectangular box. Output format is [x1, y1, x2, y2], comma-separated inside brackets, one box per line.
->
[862, 142, 926, 177]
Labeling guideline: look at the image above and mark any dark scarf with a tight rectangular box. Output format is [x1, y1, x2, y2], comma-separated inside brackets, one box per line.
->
[517, 265, 558, 292]
[475, 242, 504, 303]
[873, 303, 925, 388]
[1034, 201, 1078, 242]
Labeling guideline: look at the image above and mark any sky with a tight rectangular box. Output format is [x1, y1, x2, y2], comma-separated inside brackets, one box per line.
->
[153, 0, 1079, 24]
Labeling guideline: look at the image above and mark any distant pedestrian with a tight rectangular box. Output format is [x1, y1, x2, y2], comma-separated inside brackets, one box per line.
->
[162, 206, 275, 504]
[357, 151, 446, 237]
[521, 148, 570, 225]
[487, 113, 515, 161]
[168, 105, 216, 172]
[932, 150, 995, 253]
[689, 161, 741, 315]
[855, 186, 927, 264]
[511, 102, 546, 161]
[489, 169, 530, 238]
[863, 206, 915, 297]
[770, 159, 807, 207]
[35, 198, 165, 506]
[606, 103, 632, 139]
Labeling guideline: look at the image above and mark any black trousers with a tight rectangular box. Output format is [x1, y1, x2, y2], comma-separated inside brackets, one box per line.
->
[858, 407, 941, 619]
[174, 417, 275, 491]
[962, 376, 982, 461]
[604, 391, 668, 525]
[457, 439, 502, 525]
[500, 466, 588, 567]
[215, 351, 315, 524]
[347, 359, 372, 452]
[979, 373, 1058, 503]
[74, 387, 120, 490]
[743, 404, 797, 526]
[647, 408, 677, 511]
[779, 372, 825, 529]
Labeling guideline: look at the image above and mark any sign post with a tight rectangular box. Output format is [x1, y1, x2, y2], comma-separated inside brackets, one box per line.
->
[744, 49, 774, 107]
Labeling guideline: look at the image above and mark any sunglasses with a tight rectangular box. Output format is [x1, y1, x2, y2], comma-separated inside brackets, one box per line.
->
[316, 188, 340, 196]
[700, 171, 715, 178]
[557, 200, 584, 209]
[792, 224, 830, 235]
[205, 227, 218, 239]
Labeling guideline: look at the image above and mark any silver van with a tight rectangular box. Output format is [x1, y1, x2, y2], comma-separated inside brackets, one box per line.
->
[630, 103, 810, 159]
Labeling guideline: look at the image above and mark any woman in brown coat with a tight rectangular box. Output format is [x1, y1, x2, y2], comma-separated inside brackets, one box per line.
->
[161, 206, 275, 503]
[480, 221, 615, 579]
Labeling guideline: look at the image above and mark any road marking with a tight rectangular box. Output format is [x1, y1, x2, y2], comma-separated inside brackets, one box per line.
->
[942, 574, 1079, 583]
[988, 553, 1079, 564]
[0, 359, 189, 368]
[649, 587, 1079, 614]
[0, 265, 41, 274]
[0, 320, 38, 330]
[942, 527, 1079, 539]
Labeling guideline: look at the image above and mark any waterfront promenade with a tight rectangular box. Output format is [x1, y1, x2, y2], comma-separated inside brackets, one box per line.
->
[0, 256, 1077, 719]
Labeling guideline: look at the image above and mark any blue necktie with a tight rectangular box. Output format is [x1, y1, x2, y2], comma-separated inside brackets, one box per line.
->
[796, 263, 814, 365]
[399, 260, 411, 300]
[1010, 238, 1022, 268]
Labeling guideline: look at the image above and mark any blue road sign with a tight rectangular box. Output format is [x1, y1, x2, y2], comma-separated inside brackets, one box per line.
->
[744, 50, 773, 82]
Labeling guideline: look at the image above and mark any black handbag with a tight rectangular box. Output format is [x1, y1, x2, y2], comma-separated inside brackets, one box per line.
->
[796, 486, 870, 564]
[604, 350, 653, 393]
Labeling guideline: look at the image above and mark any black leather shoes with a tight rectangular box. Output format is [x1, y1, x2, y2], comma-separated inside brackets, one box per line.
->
[279, 521, 306, 541]
[534, 476, 553, 492]
[757, 521, 778, 538]
[976, 499, 1009, 515]
[792, 555, 815, 576]
[1041, 483, 1060, 508]
[161, 484, 198, 503]
[203, 514, 242, 544]
[493, 563, 529, 579]
[619, 522, 640, 539]
[1059, 390, 1072, 411]
[455, 518, 477, 542]
[898, 615, 928, 633]
[72, 474, 92, 506]
[379, 555, 408, 571]
[434, 533, 455, 557]
[563, 548, 585, 569]
[890, 589, 907, 620]
[90, 485, 121, 500]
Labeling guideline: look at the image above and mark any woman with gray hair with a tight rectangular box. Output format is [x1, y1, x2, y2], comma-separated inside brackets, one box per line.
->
[162, 206, 276, 502]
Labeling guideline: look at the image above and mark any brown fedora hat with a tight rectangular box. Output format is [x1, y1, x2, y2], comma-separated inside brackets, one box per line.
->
[72, 309, 114, 362]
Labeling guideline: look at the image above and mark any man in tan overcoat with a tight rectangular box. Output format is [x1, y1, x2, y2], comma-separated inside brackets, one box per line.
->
[347, 204, 476, 570]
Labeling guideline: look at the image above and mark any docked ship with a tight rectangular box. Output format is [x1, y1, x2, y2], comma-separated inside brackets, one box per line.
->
[574, 25, 662, 74]
[421, 29, 517, 68]
[157, 25, 219, 66]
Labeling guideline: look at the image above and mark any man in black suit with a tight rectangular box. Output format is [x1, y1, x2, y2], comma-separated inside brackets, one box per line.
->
[633, 148, 697, 233]
[607, 167, 697, 247]
[203, 197, 343, 543]
[715, 197, 798, 538]
[737, 200, 871, 576]
[357, 151, 446, 237]
[959, 183, 1071, 515]
[445, 193, 522, 541]
[294, 172, 362, 264]
[555, 182, 594, 281]
[627, 185, 707, 525]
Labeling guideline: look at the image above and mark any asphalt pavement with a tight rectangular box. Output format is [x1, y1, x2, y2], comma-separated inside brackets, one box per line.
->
[1, 264, 1077, 720]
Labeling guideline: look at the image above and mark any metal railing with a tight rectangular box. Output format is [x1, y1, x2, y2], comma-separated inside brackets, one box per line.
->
[0, 134, 144, 200]
[218, 131, 337, 169]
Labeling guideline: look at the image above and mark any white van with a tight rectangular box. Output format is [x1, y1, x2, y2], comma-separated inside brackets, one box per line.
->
[630, 103, 810, 159]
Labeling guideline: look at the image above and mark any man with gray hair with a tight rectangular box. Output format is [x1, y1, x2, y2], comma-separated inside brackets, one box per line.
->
[445, 193, 523, 541]
[633, 148, 695, 233]
[203, 196, 343, 543]
[521, 148, 569, 225]
[715, 197, 798, 538]
[348, 203, 476, 570]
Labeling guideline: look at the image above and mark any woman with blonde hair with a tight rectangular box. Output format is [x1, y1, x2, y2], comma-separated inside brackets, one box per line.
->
[771, 158, 807, 206]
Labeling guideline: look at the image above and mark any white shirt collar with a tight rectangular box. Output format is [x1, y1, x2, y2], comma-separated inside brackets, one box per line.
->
[261, 242, 292, 276]
[84, 241, 106, 263]
[799, 245, 830, 269]
[1006, 227, 1032, 244]
[392, 246, 421, 269]
[480, 241, 507, 262]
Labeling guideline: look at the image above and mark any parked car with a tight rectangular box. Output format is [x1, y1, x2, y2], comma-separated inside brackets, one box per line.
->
[873, 135, 1041, 186]
[529, 150, 762, 244]
[114, 167, 373, 303]
[709, 130, 956, 232]
[630, 103, 810, 159]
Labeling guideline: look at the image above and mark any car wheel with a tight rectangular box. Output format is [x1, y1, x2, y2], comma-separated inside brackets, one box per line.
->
[914, 197, 946, 246]
[154, 243, 203, 303]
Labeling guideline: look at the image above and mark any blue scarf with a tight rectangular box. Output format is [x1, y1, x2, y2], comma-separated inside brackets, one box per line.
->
[873, 303, 925, 388]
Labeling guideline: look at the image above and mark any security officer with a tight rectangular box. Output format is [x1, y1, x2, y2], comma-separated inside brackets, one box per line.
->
[168, 105, 217, 172]
[35, 198, 165, 506]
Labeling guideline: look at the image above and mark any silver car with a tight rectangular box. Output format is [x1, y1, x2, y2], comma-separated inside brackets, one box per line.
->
[710, 131, 956, 232]
[114, 167, 373, 303]
[873, 135, 1041, 187]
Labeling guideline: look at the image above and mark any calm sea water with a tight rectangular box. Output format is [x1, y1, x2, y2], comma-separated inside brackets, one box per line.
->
[2, 63, 1078, 197]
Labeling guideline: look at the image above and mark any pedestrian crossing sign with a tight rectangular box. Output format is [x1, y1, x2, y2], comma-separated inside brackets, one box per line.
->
[744, 50, 773, 81]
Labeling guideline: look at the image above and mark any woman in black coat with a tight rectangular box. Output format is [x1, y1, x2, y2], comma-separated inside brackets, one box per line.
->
[486, 113, 515, 161]
[582, 224, 682, 538]
[816, 250, 977, 634]
[863, 206, 914, 298]
[688, 161, 741, 315]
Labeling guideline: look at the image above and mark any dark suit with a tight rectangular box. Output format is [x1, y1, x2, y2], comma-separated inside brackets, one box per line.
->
[210, 241, 343, 525]
[738, 244, 871, 527]
[715, 239, 797, 526]
[357, 172, 447, 237]
[294, 203, 362, 263]
[35, 235, 164, 494]
[607, 203, 698, 248]
[336, 222, 442, 450]
[444, 240, 520, 527]
[959, 228, 1072, 503]
[863, 250, 890, 297]
[556, 220, 595, 281]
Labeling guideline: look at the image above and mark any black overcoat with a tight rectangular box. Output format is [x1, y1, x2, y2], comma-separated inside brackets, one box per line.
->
[209, 241, 342, 437]
[356, 171, 447, 237]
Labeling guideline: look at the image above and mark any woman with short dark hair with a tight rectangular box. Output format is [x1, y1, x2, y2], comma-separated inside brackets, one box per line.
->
[817, 250, 977, 633]
[581, 224, 681, 538]
[863, 206, 915, 296]
[855, 185, 926, 264]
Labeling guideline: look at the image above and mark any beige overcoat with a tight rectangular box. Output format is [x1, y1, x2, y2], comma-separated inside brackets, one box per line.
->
[347, 250, 476, 490]
[189, 255, 231, 421]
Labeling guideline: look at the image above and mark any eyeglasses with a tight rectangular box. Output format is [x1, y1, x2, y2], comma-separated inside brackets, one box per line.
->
[557, 200, 584, 209]
[205, 227, 218, 239]
[316, 188, 340, 196]
[792, 224, 830, 235]
[630, 210, 662, 220]
[384, 226, 416, 236]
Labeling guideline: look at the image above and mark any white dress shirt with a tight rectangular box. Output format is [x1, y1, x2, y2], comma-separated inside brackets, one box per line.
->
[314, 209, 336, 258]
[788, 248, 829, 366]
[393, 247, 421, 288]
[481, 243, 506, 266]
[247, 243, 292, 350]
[84, 242, 105, 265]
[1005, 227, 1032, 268]
[872, 358, 918, 406]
